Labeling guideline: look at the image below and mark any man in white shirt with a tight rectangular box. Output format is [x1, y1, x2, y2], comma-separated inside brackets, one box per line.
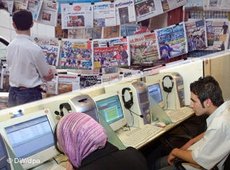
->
[154, 76, 230, 170]
[6, 9, 54, 107]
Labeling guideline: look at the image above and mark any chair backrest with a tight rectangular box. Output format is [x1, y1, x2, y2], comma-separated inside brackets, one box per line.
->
[224, 153, 230, 170]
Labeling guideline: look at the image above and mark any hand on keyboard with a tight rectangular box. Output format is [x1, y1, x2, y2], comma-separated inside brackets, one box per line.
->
[118, 124, 163, 148]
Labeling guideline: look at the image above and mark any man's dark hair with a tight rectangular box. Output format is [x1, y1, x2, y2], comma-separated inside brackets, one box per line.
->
[190, 76, 224, 107]
[12, 9, 33, 31]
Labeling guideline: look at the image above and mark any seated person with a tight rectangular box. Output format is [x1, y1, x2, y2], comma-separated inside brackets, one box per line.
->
[152, 76, 230, 170]
[56, 112, 148, 170]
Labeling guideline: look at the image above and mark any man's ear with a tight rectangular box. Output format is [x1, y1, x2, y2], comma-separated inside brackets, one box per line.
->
[204, 98, 212, 107]
[12, 22, 17, 29]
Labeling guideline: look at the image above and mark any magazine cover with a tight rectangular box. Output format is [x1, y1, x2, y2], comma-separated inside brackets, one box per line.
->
[59, 39, 92, 70]
[33, 36, 60, 66]
[80, 74, 101, 89]
[27, 0, 43, 20]
[61, 3, 93, 29]
[37, 0, 58, 26]
[14, 0, 28, 11]
[205, 19, 230, 50]
[93, 37, 129, 69]
[115, 0, 136, 25]
[156, 22, 188, 60]
[55, 13, 68, 39]
[203, 0, 230, 11]
[103, 26, 120, 39]
[134, 0, 163, 22]
[58, 74, 79, 94]
[185, 19, 207, 52]
[128, 32, 159, 65]
[93, 1, 116, 27]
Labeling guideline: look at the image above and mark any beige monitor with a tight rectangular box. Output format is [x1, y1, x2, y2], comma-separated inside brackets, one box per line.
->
[0, 109, 59, 170]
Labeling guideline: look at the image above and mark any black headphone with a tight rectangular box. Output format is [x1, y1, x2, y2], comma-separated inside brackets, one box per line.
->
[162, 75, 174, 93]
[122, 87, 134, 110]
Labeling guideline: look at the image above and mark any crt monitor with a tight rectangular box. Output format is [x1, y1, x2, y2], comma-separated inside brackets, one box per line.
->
[0, 134, 11, 170]
[94, 94, 127, 131]
[148, 83, 164, 108]
[0, 109, 59, 170]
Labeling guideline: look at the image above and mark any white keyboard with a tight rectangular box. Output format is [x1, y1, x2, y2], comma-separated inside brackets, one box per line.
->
[165, 107, 194, 123]
[117, 124, 163, 148]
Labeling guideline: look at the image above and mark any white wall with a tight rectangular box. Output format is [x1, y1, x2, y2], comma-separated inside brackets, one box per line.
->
[0, 9, 55, 42]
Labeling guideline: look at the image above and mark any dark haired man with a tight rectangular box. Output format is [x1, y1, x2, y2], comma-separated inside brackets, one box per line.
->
[154, 76, 230, 170]
[6, 10, 54, 107]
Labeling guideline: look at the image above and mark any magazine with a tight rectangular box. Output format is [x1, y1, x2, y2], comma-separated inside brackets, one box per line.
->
[134, 0, 163, 22]
[61, 3, 93, 29]
[185, 19, 207, 52]
[205, 19, 230, 51]
[93, 1, 116, 27]
[115, 0, 136, 25]
[93, 37, 129, 69]
[68, 28, 93, 39]
[37, 0, 58, 26]
[155, 22, 188, 60]
[33, 36, 60, 66]
[59, 39, 93, 70]
[164, 0, 187, 12]
[27, 0, 43, 20]
[55, 13, 68, 39]
[128, 32, 159, 65]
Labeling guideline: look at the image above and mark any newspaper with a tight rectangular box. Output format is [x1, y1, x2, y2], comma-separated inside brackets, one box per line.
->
[185, 20, 207, 52]
[61, 3, 93, 29]
[205, 19, 229, 51]
[128, 32, 159, 65]
[59, 39, 93, 70]
[27, 0, 43, 20]
[93, 37, 129, 69]
[163, 0, 187, 12]
[115, 0, 136, 25]
[134, 0, 163, 22]
[1, 0, 13, 14]
[33, 36, 60, 66]
[37, 0, 58, 26]
[103, 26, 120, 39]
[80, 74, 101, 89]
[93, 1, 116, 27]
[155, 22, 187, 60]
[14, 0, 28, 11]
[203, 0, 230, 11]
[58, 74, 79, 94]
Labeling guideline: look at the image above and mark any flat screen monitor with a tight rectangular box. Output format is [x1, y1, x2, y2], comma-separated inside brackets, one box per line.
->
[0, 109, 59, 170]
[148, 83, 164, 108]
[94, 94, 127, 131]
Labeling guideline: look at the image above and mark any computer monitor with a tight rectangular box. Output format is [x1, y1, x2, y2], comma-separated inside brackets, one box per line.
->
[0, 134, 11, 170]
[94, 94, 127, 131]
[148, 83, 164, 108]
[0, 109, 59, 170]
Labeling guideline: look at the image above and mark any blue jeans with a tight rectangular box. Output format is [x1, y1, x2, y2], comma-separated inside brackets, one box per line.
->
[8, 86, 42, 107]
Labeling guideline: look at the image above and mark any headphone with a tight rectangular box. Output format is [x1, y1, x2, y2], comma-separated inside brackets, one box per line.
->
[162, 75, 174, 93]
[122, 87, 134, 110]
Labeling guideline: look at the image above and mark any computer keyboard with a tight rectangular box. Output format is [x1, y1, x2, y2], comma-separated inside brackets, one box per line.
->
[165, 107, 194, 123]
[117, 124, 163, 148]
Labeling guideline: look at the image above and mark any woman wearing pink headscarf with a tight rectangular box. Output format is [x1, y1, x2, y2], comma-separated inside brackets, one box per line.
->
[56, 112, 148, 170]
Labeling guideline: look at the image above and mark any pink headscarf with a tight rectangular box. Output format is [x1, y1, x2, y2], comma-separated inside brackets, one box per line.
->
[56, 112, 107, 168]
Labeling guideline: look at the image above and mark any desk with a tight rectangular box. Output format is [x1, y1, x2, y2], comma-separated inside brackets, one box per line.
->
[115, 110, 194, 149]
